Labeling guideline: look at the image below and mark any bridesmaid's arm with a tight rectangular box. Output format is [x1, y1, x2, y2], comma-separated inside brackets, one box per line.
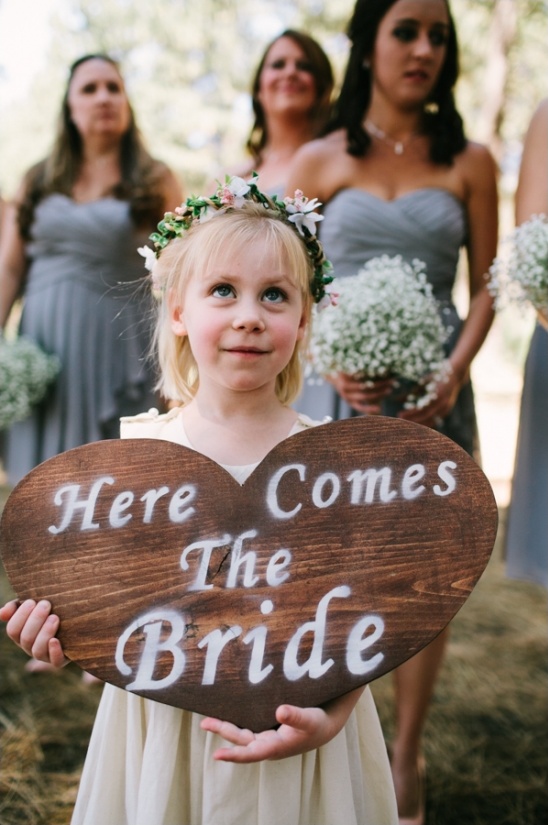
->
[515, 98, 548, 223]
[0, 183, 28, 331]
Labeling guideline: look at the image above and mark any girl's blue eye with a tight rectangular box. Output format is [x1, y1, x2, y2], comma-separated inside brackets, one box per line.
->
[263, 287, 286, 303]
[212, 284, 234, 298]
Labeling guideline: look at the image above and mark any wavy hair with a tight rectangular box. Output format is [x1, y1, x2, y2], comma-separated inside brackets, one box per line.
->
[18, 54, 167, 238]
[328, 0, 466, 164]
[246, 30, 334, 164]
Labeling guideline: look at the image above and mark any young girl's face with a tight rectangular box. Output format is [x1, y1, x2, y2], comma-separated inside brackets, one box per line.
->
[371, 0, 449, 109]
[170, 237, 307, 397]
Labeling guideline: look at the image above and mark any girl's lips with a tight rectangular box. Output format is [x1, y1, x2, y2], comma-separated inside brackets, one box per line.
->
[225, 347, 267, 354]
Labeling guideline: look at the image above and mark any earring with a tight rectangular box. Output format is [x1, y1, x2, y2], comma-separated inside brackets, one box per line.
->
[362, 59, 371, 70]
[424, 101, 439, 114]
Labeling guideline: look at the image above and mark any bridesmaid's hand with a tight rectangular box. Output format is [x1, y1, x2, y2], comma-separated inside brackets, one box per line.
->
[0, 599, 69, 668]
[399, 364, 462, 428]
[328, 373, 395, 415]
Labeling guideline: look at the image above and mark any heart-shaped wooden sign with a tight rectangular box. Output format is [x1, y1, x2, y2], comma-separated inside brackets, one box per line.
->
[0, 417, 497, 731]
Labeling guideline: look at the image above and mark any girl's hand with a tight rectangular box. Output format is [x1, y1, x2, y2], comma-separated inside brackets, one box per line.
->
[0, 599, 68, 668]
[200, 688, 363, 763]
[329, 373, 395, 415]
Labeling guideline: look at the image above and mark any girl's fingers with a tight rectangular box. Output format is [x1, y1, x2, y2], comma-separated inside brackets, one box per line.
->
[200, 717, 255, 746]
[0, 599, 21, 622]
[48, 637, 69, 668]
[29, 613, 61, 661]
[6, 599, 54, 657]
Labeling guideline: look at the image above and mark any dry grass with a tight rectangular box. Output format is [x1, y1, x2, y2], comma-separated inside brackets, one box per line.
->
[1, 493, 547, 825]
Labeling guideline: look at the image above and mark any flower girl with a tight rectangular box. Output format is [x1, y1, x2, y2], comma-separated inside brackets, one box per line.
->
[1, 177, 397, 825]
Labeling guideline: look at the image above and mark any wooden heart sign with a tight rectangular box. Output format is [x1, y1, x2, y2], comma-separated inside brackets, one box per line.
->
[0, 417, 497, 731]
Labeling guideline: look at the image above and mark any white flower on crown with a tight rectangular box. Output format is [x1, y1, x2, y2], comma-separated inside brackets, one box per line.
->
[218, 175, 253, 207]
[197, 206, 217, 223]
[284, 189, 324, 237]
[138, 245, 157, 272]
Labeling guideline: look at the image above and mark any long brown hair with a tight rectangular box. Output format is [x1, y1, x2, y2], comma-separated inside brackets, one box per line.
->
[246, 30, 334, 164]
[329, 0, 466, 164]
[18, 54, 167, 238]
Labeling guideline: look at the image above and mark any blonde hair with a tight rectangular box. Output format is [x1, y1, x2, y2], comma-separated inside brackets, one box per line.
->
[153, 202, 314, 405]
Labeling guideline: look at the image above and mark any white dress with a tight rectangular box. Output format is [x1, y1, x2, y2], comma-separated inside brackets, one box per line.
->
[71, 408, 397, 825]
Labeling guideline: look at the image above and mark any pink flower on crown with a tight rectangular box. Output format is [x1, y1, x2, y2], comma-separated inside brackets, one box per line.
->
[317, 287, 339, 311]
[284, 190, 323, 237]
[218, 175, 251, 207]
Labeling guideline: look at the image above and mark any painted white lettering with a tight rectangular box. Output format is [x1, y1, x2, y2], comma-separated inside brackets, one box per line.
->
[312, 472, 341, 509]
[283, 585, 351, 681]
[115, 609, 186, 690]
[433, 460, 457, 496]
[140, 486, 170, 523]
[109, 490, 134, 528]
[266, 463, 305, 520]
[265, 548, 292, 586]
[180, 534, 232, 591]
[168, 485, 197, 523]
[198, 625, 242, 685]
[401, 464, 426, 500]
[346, 615, 385, 675]
[243, 600, 275, 684]
[48, 476, 115, 534]
[347, 468, 397, 504]
[226, 530, 260, 589]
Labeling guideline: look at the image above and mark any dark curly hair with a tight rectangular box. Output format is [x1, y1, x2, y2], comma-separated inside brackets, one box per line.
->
[328, 0, 466, 164]
[18, 54, 168, 238]
[246, 30, 334, 164]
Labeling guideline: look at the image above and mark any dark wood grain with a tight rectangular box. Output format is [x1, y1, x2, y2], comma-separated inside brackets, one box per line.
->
[0, 416, 497, 731]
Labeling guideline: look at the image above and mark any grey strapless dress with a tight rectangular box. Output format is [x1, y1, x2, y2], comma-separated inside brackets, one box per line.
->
[504, 322, 548, 588]
[294, 187, 478, 457]
[5, 194, 157, 485]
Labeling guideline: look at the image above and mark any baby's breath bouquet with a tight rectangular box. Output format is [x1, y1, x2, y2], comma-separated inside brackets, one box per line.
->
[310, 255, 448, 408]
[488, 214, 548, 327]
[0, 335, 60, 430]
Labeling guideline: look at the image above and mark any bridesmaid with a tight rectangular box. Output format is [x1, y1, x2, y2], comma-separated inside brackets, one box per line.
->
[0, 54, 182, 486]
[504, 97, 548, 590]
[286, 1, 498, 823]
[227, 29, 334, 197]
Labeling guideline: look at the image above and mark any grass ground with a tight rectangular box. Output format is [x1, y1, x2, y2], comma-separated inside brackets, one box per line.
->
[1, 492, 547, 825]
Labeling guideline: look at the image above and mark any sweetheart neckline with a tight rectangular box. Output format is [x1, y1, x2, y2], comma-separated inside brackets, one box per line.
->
[328, 186, 463, 207]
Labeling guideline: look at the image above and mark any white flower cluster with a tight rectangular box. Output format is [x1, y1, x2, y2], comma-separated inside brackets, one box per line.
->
[0, 336, 60, 430]
[310, 255, 448, 407]
[488, 214, 548, 315]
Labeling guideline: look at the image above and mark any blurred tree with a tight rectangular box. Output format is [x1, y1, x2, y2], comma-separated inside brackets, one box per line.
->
[0, 0, 546, 197]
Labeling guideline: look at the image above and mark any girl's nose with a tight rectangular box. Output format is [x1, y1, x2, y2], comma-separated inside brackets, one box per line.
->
[232, 306, 266, 332]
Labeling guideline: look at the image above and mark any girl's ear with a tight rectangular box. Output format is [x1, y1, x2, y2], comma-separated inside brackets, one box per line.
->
[295, 309, 308, 342]
[170, 304, 187, 337]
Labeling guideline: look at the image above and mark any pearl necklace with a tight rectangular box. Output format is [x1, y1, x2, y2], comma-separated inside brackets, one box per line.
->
[364, 119, 418, 155]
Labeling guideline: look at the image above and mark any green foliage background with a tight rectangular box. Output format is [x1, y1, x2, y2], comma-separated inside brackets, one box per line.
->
[0, 0, 547, 196]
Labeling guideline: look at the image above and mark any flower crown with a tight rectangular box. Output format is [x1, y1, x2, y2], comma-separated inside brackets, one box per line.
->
[139, 174, 335, 307]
